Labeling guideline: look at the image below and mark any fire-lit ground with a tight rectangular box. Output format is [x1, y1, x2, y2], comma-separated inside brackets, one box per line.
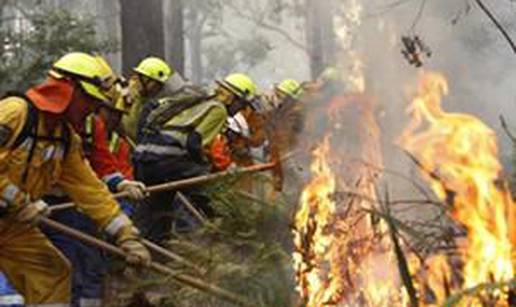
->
[291, 71, 514, 306]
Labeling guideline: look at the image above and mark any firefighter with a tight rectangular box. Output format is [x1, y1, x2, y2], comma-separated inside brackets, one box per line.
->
[0, 52, 150, 306]
[42, 78, 145, 307]
[265, 79, 305, 143]
[270, 79, 303, 108]
[121, 57, 173, 143]
[133, 73, 258, 241]
[83, 80, 145, 210]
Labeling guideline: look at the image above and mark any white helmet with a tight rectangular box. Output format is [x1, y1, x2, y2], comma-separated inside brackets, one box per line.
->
[226, 113, 250, 138]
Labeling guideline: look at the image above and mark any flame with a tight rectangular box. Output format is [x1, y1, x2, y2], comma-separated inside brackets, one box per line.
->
[425, 255, 454, 305]
[399, 71, 515, 305]
[292, 136, 337, 306]
[293, 90, 405, 305]
[293, 1, 412, 303]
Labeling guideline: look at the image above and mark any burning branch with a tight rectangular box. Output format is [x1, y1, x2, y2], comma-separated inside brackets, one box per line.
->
[402, 150, 456, 208]
[382, 188, 419, 307]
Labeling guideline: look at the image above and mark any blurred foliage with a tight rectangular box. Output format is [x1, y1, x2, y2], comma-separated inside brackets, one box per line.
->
[184, 0, 306, 84]
[0, 2, 118, 90]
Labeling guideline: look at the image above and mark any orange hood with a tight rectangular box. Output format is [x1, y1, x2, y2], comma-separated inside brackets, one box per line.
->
[26, 77, 75, 114]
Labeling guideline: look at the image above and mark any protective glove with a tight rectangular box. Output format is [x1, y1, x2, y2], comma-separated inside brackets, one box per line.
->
[120, 239, 151, 266]
[116, 225, 151, 267]
[15, 200, 50, 223]
[117, 180, 147, 200]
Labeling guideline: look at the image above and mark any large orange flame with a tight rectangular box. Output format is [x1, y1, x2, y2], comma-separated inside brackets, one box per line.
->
[399, 71, 515, 305]
[292, 136, 337, 306]
[293, 91, 406, 306]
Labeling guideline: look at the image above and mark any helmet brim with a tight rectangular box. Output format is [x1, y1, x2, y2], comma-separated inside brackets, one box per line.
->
[133, 67, 168, 84]
[79, 81, 110, 103]
[216, 80, 249, 100]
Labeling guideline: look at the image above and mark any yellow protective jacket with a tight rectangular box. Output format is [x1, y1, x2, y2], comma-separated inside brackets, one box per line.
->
[121, 78, 144, 142]
[0, 96, 132, 235]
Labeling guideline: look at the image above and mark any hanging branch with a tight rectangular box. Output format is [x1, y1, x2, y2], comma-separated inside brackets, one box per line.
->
[499, 115, 516, 143]
[474, 0, 516, 54]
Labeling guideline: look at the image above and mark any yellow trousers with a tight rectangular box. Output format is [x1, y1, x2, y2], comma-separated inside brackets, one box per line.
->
[0, 218, 71, 305]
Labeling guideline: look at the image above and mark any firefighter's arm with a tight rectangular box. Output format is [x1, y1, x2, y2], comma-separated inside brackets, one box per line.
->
[91, 118, 145, 199]
[58, 132, 132, 233]
[117, 138, 134, 180]
[90, 116, 124, 191]
[58, 133, 150, 265]
[0, 98, 30, 212]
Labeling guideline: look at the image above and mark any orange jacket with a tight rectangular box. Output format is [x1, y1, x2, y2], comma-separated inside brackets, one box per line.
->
[111, 133, 133, 180]
[208, 135, 232, 171]
[83, 115, 133, 191]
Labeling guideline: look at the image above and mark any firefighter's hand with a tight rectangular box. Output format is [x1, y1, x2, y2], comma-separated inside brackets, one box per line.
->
[119, 239, 151, 266]
[117, 180, 147, 200]
[15, 200, 50, 223]
[116, 225, 151, 266]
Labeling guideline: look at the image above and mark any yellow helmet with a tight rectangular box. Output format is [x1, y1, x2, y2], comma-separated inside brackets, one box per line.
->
[133, 57, 173, 83]
[49, 52, 116, 103]
[276, 79, 303, 100]
[218, 73, 257, 101]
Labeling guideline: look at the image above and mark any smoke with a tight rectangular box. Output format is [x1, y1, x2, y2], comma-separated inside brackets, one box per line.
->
[325, 0, 516, 197]
[356, 0, 516, 161]
[180, 0, 516, 183]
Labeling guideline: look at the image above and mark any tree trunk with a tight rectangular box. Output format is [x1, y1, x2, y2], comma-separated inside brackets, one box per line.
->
[189, 8, 203, 83]
[164, 0, 185, 75]
[305, 0, 336, 79]
[97, 0, 122, 71]
[121, 0, 165, 75]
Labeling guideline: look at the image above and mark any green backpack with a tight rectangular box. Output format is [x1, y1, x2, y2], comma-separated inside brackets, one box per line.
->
[144, 85, 213, 132]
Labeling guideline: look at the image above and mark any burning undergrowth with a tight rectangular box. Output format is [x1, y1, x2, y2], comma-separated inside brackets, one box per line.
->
[291, 71, 514, 306]
[292, 92, 406, 306]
